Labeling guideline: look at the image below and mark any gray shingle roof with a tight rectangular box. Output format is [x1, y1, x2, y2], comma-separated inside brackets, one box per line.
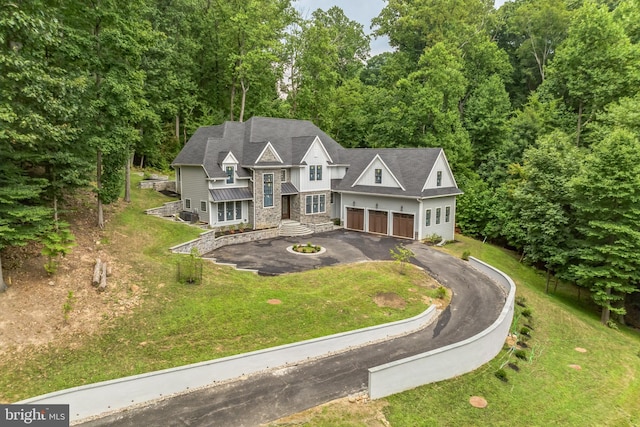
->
[173, 118, 461, 199]
[172, 117, 346, 178]
[333, 148, 458, 198]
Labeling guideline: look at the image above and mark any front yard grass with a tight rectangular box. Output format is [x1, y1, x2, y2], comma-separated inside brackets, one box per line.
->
[273, 235, 640, 426]
[0, 175, 441, 402]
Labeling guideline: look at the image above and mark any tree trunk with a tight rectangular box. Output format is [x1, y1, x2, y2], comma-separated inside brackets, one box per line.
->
[139, 155, 144, 168]
[0, 255, 7, 293]
[175, 114, 180, 140]
[229, 79, 236, 121]
[545, 268, 550, 294]
[576, 100, 583, 147]
[600, 286, 611, 325]
[124, 152, 131, 203]
[97, 149, 104, 228]
[239, 79, 248, 123]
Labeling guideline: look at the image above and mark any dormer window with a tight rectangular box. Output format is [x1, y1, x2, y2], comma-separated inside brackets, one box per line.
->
[375, 169, 382, 184]
[226, 166, 234, 184]
[436, 171, 442, 187]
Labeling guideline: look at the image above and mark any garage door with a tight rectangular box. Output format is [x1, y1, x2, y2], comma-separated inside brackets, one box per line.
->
[346, 208, 364, 231]
[393, 213, 414, 239]
[368, 210, 388, 235]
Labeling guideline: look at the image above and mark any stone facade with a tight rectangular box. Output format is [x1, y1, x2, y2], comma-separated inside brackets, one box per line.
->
[145, 200, 183, 217]
[298, 190, 332, 227]
[253, 169, 282, 229]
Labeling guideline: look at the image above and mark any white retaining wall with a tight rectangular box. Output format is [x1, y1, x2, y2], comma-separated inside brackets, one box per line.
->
[20, 306, 438, 422]
[368, 256, 515, 399]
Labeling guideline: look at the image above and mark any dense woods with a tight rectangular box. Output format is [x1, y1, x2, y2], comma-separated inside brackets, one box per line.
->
[1, 0, 639, 324]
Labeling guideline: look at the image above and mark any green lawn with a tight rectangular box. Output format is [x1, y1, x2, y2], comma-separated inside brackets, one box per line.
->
[0, 176, 442, 402]
[278, 235, 640, 426]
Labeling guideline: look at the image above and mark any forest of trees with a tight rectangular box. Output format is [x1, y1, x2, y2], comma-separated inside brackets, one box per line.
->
[1, 0, 639, 324]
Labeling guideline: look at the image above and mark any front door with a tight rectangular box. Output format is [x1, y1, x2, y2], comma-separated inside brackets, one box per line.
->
[281, 195, 290, 219]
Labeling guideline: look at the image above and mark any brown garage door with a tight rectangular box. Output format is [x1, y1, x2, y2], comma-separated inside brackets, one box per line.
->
[346, 207, 364, 231]
[368, 210, 388, 235]
[393, 213, 414, 239]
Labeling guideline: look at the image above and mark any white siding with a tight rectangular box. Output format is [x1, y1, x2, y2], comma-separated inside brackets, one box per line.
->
[300, 139, 331, 192]
[424, 152, 456, 189]
[354, 157, 401, 189]
[420, 196, 456, 241]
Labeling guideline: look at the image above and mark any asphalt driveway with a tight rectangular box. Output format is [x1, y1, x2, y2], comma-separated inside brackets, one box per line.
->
[204, 229, 406, 275]
[81, 230, 506, 427]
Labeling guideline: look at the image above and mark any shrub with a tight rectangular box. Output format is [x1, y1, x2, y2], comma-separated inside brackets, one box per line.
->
[521, 308, 532, 318]
[514, 349, 528, 360]
[516, 296, 527, 307]
[461, 250, 471, 261]
[435, 286, 447, 299]
[520, 326, 531, 336]
[494, 369, 508, 382]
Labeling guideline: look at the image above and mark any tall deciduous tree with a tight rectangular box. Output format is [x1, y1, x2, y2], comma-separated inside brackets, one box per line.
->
[570, 129, 640, 324]
[0, 1, 87, 290]
[543, 1, 639, 146]
[509, 132, 581, 290]
[61, 0, 152, 227]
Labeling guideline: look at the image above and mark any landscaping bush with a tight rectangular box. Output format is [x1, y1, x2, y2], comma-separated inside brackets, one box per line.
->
[461, 250, 471, 261]
[494, 369, 508, 382]
[514, 349, 528, 360]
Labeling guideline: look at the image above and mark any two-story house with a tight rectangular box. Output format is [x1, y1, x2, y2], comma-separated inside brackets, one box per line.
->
[171, 117, 462, 240]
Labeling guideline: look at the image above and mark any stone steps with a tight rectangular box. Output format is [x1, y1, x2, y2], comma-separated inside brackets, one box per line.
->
[278, 220, 313, 237]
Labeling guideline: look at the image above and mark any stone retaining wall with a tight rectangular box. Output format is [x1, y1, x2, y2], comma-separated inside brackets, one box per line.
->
[138, 179, 176, 192]
[170, 228, 279, 255]
[145, 200, 183, 217]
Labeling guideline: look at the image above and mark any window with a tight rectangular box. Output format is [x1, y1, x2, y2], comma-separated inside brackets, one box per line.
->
[309, 165, 316, 181]
[185, 198, 191, 209]
[436, 171, 442, 187]
[445, 206, 451, 223]
[305, 194, 326, 214]
[425, 209, 431, 226]
[375, 169, 382, 184]
[316, 165, 322, 181]
[436, 207, 441, 225]
[217, 201, 242, 222]
[280, 169, 286, 182]
[226, 202, 234, 220]
[263, 174, 273, 207]
[226, 166, 234, 184]
[200, 201, 207, 212]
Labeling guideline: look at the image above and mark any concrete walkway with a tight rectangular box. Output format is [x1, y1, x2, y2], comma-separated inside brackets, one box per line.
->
[79, 233, 506, 427]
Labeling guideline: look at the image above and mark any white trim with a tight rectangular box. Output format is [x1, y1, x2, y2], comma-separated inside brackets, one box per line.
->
[300, 136, 334, 165]
[352, 154, 406, 191]
[222, 151, 239, 165]
[423, 150, 458, 191]
[256, 142, 284, 164]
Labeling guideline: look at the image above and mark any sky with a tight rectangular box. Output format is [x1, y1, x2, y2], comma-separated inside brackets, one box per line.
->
[293, 0, 508, 56]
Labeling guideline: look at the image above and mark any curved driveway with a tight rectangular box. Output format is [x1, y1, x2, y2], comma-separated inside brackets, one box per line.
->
[81, 230, 506, 427]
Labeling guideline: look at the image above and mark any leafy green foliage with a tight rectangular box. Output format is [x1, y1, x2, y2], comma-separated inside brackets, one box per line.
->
[41, 223, 76, 276]
[390, 244, 415, 274]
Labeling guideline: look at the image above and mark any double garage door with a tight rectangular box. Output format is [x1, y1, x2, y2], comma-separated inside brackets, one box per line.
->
[346, 208, 414, 239]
